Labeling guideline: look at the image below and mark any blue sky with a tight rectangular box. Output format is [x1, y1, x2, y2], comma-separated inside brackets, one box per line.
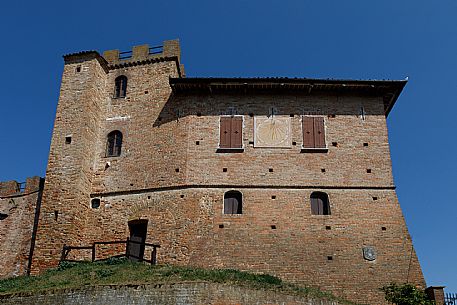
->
[1, 0, 456, 293]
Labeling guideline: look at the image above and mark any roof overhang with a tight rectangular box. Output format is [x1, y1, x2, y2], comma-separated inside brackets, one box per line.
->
[169, 77, 407, 117]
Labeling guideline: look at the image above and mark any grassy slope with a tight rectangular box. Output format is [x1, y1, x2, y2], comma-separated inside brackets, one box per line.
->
[0, 259, 359, 304]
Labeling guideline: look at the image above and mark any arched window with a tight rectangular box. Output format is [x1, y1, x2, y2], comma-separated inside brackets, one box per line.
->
[114, 75, 127, 98]
[310, 192, 330, 215]
[106, 130, 123, 157]
[224, 191, 242, 214]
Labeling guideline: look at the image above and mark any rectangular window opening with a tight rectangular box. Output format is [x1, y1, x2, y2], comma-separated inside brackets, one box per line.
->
[65, 136, 72, 144]
[367, 169, 372, 173]
[271, 225, 277, 229]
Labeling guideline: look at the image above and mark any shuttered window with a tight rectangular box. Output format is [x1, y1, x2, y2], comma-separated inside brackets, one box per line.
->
[224, 191, 243, 214]
[219, 116, 243, 149]
[302, 117, 326, 148]
[310, 192, 331, 215]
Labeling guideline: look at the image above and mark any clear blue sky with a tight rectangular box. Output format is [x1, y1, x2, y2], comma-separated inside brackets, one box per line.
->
[1, 0, 456, 293]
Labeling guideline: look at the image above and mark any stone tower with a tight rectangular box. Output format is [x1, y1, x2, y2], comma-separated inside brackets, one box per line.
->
[31, 40, 424, 304]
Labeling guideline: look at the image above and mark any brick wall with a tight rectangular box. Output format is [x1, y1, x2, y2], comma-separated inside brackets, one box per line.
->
[0, 177, 43, 278]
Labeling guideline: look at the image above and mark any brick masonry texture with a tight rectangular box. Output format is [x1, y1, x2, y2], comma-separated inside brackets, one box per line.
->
[0, 177, 43, 278]
[0, 282, 343, 305]
[24, 39, 425, 304]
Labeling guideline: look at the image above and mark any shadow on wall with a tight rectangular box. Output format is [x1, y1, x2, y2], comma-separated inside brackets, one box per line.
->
[153, 91, 388, 127]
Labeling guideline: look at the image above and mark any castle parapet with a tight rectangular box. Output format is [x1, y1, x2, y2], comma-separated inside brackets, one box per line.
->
[0, 176, 43, 197]
[103, 39, 180, 65]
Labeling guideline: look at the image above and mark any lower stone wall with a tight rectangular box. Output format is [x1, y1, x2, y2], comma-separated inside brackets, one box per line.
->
[0, 282, 344, 305]
[0, 177, 43, 278]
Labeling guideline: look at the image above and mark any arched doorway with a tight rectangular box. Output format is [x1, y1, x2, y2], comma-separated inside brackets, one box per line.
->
[127, 219, 148, 261]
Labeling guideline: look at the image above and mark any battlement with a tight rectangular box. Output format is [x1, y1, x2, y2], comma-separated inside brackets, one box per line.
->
[0, 177, 43, 197]
[102, 39, 181, 65]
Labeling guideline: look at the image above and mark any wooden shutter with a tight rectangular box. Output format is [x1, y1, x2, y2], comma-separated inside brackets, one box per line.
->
[302, 117, 315, 148]
[311, 197, 319, 215]
[224, 197, 231, 214]
[230, 117, 243, 148]
[313, 117, 326, 148]
[219, 117, 231, 148]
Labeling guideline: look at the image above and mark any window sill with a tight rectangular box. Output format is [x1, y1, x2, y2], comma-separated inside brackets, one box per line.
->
[216, 148, 244, 153]
[301, 147, 328, 153]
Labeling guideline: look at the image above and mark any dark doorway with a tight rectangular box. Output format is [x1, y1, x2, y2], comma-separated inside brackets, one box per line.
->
[128, 220, 148, 262]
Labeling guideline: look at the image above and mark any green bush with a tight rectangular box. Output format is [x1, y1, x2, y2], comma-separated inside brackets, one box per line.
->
[381, 283, 434, 305]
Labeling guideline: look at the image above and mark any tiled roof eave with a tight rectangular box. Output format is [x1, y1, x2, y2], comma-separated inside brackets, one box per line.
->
[169, 77, 407, 117]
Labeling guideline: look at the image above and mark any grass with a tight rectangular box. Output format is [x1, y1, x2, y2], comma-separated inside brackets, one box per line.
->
[0, 258, 359, 304]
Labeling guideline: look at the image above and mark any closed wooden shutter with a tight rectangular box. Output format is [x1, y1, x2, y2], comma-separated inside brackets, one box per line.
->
[302, 117, 315, 148]
[313, 117, 326, 148]
[220, 117, 231, 148]
[231, 117, 243, 148]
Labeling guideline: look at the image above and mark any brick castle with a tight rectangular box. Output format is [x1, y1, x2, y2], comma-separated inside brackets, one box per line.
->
[0, 39, 425, 304]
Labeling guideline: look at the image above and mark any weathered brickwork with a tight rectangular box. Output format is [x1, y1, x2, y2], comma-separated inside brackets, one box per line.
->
[27, 39, 425, 304]
[0, 282, 343, 305]
[0, 177, 44, 278]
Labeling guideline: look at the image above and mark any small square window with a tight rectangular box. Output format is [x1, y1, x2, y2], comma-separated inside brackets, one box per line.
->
[91, 198, 100, 209]
[332, 142, 338, 147]
[145, 90, 149, 94]
[372, 196, 378, 201]
[271, 195, 276, 200]
[175, 168, 180, 173]
[180, 194, 185, 198]
[219, 224, 224, 228]
[367, 169, 372, 173]
[325, 226, 331, 230]
[327, 256, 333, 261]
[363, 143, 369, 147]
[269, 168, 273, 173]
[292, 141, 297, 146]
[65, 136, 72, 144]
[321, 168, 326, 173]
[382, 227, 387, 231]
[223, 168, 228, 172]
[196, 141, 200, 145]
[76, 66, 81, 72]
[271, 225, 277, 229]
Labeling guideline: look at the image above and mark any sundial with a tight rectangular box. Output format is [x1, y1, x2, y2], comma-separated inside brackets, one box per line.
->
[254, 116, 291, 148]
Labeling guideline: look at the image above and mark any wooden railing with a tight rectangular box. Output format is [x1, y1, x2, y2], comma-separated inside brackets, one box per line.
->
[60, 239, 160, 265]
